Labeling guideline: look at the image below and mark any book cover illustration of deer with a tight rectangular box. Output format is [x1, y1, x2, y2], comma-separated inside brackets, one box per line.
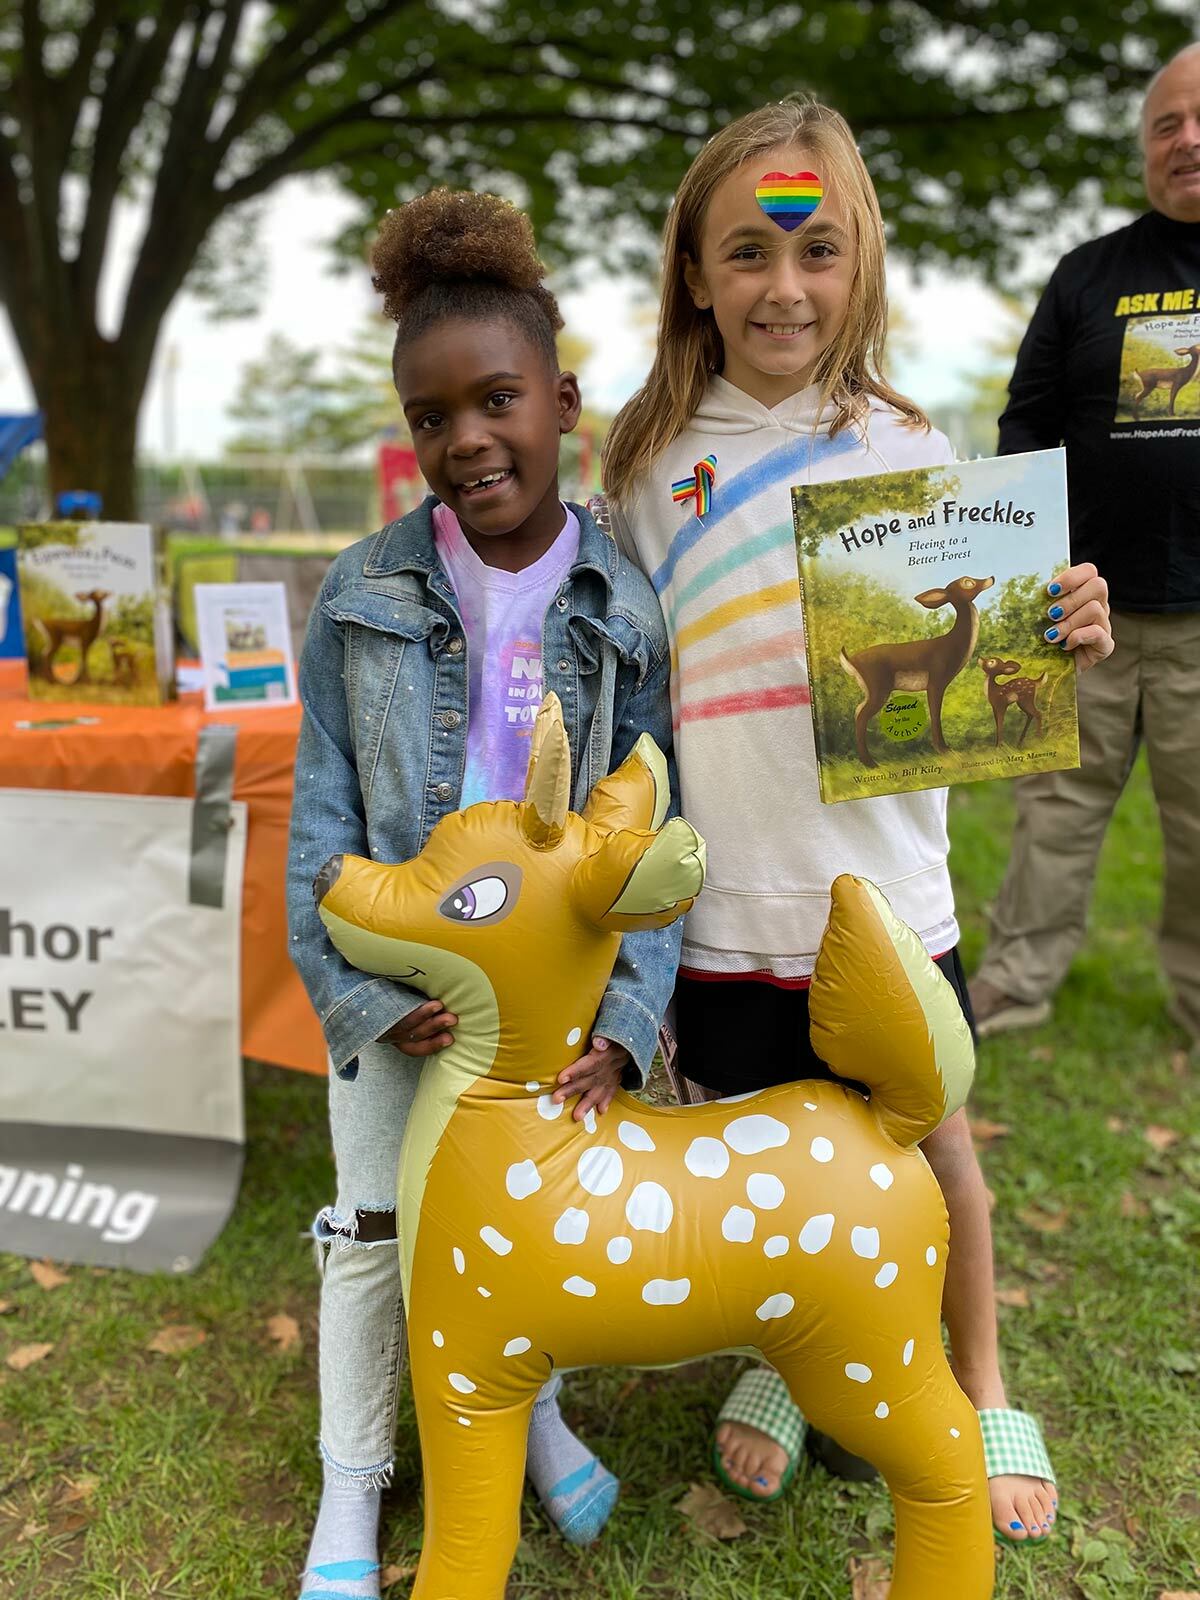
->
[1115, 309, 1200, 423]
[17, 522, 174, 706]
[792, 449, 1080, 804]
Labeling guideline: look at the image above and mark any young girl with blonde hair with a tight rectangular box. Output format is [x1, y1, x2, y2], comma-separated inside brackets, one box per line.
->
[603, 97, 1113, 1544]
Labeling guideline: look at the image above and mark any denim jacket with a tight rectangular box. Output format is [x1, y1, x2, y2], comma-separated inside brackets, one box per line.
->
[286, 496, 682, 1083]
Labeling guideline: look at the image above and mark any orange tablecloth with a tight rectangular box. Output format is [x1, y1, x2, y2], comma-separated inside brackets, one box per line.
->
[0, 663, 326, 1074]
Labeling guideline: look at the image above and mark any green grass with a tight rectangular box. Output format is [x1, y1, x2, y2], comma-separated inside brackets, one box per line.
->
[2, 754, 1198, 1598]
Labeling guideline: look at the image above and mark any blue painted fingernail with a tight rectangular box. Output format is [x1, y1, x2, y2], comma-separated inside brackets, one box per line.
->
[1009, 1521, 1024, 1532]
[1048, 604, 1064, 620]
[1045, 627, 1058, 640]
[1048, 582, 1062, 596]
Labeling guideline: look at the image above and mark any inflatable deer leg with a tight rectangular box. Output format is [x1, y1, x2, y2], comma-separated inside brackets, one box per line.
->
[769, 1329, 988, 1600]
[407, 1348, 544, 1600]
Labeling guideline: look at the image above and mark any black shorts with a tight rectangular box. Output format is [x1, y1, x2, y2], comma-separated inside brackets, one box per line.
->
[674, 947, 976, 1097]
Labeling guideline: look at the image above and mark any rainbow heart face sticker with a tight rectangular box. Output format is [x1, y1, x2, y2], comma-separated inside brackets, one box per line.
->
[755, 170, 823, 232]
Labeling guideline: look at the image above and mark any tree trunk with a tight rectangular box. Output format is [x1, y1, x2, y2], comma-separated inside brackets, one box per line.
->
[37, 342, 143, 522]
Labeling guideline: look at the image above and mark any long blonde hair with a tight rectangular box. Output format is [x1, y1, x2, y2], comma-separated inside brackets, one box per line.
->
[603, 99, 928, 506]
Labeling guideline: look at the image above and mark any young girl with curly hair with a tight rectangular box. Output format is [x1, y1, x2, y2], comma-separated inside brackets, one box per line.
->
[287, 189, 679, 1598]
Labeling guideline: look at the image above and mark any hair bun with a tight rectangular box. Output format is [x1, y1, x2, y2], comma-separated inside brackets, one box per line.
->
[372, 189, 549, 322]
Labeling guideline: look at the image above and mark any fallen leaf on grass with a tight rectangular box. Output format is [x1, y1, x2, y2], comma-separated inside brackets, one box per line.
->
[6, 1342, 53, 1371]
[1160, 1349, 1198, 1375]
[995, 1286, 1031, 1308]
[18, 1522, 46, 1542]
[30, 1260, 70, 1290]
[1029, 1045, 1054, 1062]
[615, 1376, 641, 1404]
[969, 1118, 1010, 1145]
[1144, 1125, 1181, 1153]
[1158, 1592, 1200, 1599]
[849, 1555, 892, 1599]
[1018, 1206, 1069, 1233]
[1106, 1116, 1126, 1133]
[57, 1476, 98, 1506]
[146, 1324, 206, 1355]
[1169, 1051, 1189, 1078]
[381, 1564, 417, 1586]
[674, 1481, 748, 1539]
[1029, 1259, 1062, 1282]
[1123, 1512, 1142, 1540]
[1120, 1191, 1148, 1219]
[0, 1299, 14, 1315]
[266, 1313, 301, 1354]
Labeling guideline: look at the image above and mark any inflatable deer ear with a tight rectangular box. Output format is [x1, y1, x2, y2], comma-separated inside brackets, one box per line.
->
[576, 728, 705, 933]
[518, 694, 705, 930]
[520, 693, 572, 848]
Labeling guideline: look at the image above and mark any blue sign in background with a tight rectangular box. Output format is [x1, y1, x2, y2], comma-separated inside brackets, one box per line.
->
[0, 546, 24, 659]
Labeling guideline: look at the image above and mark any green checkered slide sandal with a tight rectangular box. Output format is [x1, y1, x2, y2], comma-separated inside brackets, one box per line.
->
[711, 1366, 806, 1503]
[980, 1408, 1057, 1547]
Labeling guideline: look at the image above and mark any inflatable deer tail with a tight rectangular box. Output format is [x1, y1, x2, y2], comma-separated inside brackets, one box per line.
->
[808, 875, 975, 1148]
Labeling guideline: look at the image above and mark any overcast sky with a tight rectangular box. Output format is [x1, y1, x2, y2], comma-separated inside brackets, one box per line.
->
[0, 173, 1025, 461]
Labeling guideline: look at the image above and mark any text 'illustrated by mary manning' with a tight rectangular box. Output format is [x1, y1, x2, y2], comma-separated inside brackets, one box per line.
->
[792, 448, 1080, 804]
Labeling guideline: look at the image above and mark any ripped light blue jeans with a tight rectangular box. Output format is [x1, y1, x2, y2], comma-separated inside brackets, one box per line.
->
[314, 1041, 558, 1482]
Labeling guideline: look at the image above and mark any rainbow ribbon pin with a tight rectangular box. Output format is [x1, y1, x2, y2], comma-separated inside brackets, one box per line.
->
[671, 454, 718, 517]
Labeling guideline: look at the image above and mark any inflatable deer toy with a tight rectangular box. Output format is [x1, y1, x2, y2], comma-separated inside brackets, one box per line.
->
[315, 694, 994, 1600]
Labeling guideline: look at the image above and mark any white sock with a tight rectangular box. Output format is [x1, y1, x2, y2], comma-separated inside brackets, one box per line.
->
[299, 1465, 382, 1600]
[525, 1377, 619, 1547]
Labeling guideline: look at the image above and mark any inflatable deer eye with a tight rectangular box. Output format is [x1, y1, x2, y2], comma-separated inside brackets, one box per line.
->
[314, 694, 992, 1600]
[438, 865, 521, 925]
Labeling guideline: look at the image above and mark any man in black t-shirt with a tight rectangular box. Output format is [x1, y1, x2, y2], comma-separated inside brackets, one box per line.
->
[971, 43, 1200, 1052]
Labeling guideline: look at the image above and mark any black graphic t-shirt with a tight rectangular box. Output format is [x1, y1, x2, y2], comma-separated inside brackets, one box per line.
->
[999, 210, 1200, 612]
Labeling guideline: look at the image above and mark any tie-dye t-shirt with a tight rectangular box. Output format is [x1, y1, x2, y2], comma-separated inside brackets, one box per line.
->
[434, 503, 580, 808]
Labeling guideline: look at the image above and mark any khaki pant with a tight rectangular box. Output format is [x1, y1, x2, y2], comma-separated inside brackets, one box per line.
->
[976, 609, 1200, 1039]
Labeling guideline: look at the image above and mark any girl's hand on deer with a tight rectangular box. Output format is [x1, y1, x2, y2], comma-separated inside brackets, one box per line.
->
[379, 999, 457, 1056]
[553, 1036, 630, 1119]
[1044, 562, 1113, 671]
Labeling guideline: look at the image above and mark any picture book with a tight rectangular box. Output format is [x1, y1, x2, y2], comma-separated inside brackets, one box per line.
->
[193, 581, 298, 710]
[792, 448, 1080, 804]
[17, 522, 174, 706]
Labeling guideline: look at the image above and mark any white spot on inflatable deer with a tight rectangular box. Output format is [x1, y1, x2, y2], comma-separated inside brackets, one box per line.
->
[316, 694, 993, 1600]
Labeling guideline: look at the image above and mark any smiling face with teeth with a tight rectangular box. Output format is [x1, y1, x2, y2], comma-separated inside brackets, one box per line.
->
[1143, 44, 1200, 223]
[397, 318, 582, 570]
[683, 143, 855, 408]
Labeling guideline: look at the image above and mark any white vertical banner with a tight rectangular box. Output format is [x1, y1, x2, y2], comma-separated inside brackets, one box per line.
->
[0, 788, 246, 1272]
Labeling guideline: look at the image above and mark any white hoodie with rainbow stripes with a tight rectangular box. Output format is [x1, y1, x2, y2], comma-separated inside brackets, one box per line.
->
[611, 376, 959, 980]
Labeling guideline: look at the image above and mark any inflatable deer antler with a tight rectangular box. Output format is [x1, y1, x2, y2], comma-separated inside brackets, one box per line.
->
[316, 694, 994, 1600]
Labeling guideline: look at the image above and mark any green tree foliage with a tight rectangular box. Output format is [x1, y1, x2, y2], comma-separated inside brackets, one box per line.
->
[1, 2, 1193, 515]
[15, 564, 75, 626]
[228, 322, 407, 458]
[956, 296, 1035, 457]
[794, 468, 960, 558]
[105, 592, 154, 644]
[986, 571, 1055, 657]
[225, 334, 338, 456]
